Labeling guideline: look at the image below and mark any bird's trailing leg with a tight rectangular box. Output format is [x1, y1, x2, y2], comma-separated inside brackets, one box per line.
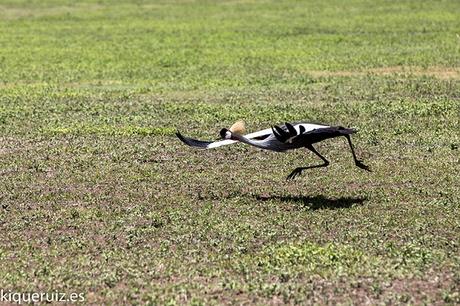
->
[344, 135, 371, 172]
[287, 144, 330, 180]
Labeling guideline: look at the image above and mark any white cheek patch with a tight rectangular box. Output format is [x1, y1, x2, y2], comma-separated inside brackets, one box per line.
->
[225, 131, 232, 139]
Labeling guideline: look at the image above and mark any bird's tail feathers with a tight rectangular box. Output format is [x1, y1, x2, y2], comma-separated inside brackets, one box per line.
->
[338, 126, 357, 135]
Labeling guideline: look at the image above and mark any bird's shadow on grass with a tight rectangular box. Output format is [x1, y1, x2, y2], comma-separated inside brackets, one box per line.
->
[255, 194, 367, 210]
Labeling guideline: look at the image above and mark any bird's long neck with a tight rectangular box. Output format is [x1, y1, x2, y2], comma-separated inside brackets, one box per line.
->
[231, 133, 272, 150]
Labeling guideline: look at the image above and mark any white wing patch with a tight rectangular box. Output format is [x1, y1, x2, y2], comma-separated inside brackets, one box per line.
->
[206, 127, 273, 149]
[207, 139, 237, 148]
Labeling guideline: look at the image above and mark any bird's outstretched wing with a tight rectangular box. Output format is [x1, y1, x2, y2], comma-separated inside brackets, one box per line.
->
[176, 127, 273, 149]
[272, 122, 328, 143]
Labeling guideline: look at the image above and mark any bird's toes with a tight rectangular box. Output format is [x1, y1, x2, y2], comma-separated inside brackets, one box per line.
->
[287, 168, 302, 180]
[356, 160, 371, 172]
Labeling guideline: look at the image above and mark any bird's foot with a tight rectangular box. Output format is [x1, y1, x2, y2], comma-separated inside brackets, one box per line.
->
[355, 160, 371, 172]
[287, 167, 304, 180]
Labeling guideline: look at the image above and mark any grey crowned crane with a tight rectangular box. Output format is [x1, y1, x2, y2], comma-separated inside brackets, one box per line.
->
[176, 121, 370, 180]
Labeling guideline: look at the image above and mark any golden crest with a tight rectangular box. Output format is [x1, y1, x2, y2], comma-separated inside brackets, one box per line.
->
[229, 120, 245, 135]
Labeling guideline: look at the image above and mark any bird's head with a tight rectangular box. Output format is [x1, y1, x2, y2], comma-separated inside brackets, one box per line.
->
[219, 128, 232, 139]
[219, 120, 245, 140]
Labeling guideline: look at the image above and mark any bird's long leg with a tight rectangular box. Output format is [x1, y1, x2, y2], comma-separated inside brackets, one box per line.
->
[344, 135, 371, 171]
[287, 144, 330, 180]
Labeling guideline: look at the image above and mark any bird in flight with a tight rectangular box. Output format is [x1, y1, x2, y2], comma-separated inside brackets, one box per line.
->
[176, 121, 370, 180]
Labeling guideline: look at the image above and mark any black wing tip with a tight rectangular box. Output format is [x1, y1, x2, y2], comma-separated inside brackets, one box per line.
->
[299, 125, 306, 134]
[272, 127, 282, 141]
[273, 125, 288, 142]
[285, 122, 296, 135]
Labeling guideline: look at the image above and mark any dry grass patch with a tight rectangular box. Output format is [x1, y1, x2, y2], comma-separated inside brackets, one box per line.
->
[0, 3, 104, 20]
[310, 66, 460, 80]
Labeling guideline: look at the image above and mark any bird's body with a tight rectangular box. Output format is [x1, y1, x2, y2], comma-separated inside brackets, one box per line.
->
[176, 121, 370, 179]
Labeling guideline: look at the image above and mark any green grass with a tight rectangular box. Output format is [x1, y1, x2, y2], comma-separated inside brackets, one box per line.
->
[1, 0, 459, 304]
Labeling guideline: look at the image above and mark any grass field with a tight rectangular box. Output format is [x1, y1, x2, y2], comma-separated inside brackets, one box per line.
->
[1, 0, 459, 304]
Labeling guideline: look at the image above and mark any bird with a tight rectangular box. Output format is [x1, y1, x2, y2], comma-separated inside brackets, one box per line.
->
[176, 121, 370, 180]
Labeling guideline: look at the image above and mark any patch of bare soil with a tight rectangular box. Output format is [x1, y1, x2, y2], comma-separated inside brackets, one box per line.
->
[310, 66, 460, 80]
[0, 4, 104, 20]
